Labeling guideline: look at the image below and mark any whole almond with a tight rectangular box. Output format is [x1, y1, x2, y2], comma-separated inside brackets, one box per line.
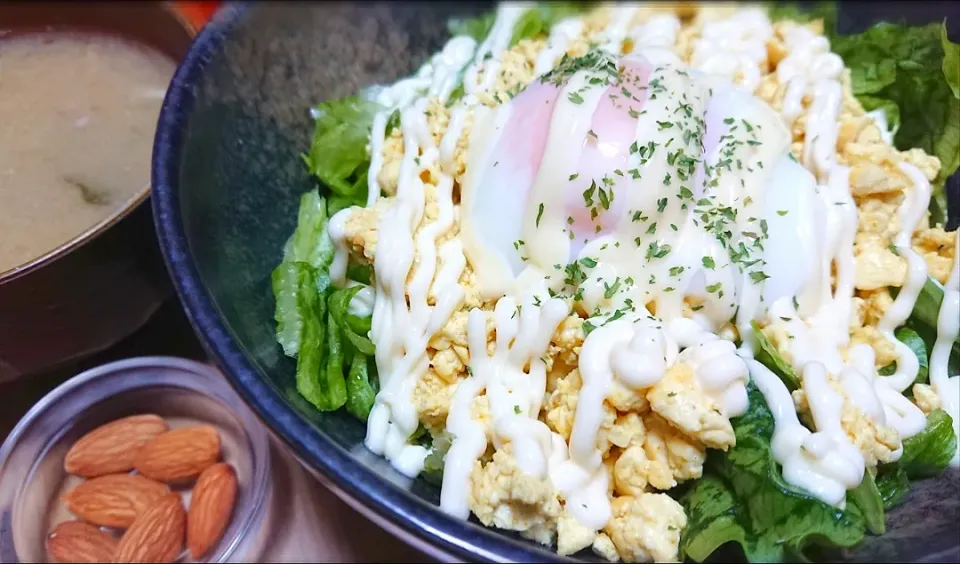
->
[187, 463, 238, 559]
[61, 473, 170, 528]
[134, 425, 220, 483]
[65, 415, 169, 478]
[46, 520, 118, 563]
[115, 493, 186, 563]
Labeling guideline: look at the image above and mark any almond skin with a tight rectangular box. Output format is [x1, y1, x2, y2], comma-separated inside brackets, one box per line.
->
[134, 425, 221, 483]
[61, 473, 170, 528]
[187, 463, 238, 559]
[46, 520, 118, 563]
[115, 493, 186, 563]
[65, 415, 169, 478]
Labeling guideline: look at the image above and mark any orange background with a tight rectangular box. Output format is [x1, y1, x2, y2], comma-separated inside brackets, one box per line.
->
[173, 1, 220, 30]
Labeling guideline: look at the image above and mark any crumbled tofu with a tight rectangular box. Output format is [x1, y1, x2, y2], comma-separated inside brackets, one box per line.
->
[913, 383, 942, 414]
[413, 367, 461, 436]
[793, 371, 902, 467]
[854, 244, 906, 291]
[629, 413, 705, 491]
[647, 363, 736, 450]
[469, 449, 562, 546]
[604, 493, 686, 563]
[592, 532, 621, 562]
[557, 509, 597, 556]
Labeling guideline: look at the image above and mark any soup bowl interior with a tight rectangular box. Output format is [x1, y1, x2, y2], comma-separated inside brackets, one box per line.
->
[153, 3, 959, 562]
[0, 2, 195, 381]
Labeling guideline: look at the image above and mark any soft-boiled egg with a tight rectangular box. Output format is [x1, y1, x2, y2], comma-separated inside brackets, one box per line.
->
[460, 49, 822, 328]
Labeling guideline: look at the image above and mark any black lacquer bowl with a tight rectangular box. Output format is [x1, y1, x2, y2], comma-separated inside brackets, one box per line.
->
[152, 3, 960, 562]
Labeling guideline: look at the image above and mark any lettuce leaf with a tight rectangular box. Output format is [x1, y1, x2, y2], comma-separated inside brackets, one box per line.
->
[874, 463, 911, 510]
[750, 321, 800, 390]
[273, 190, 378, 417]
[272, 262, 315, 358]
[847, 471, 886, 535]
[304, 96, 380, 202]
[895, 278, 960, 374]
[877, 327, 928, 386]
[510, 3, 590, 45]
[287, 190, 336, 291]
[680, 385, 866, 562]
[447, 11, 496, 41]
[899, 409, 958, 479]
[944, 24, 960, 98]
[830, 21, 960, 224]
[421, 431, 453, 486]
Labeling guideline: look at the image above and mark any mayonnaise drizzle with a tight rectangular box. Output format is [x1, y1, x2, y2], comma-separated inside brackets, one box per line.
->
[534, 17, 584, 76]
[877, 163, 932, 397]
[737, 9, 934, 504]
[930, 230, 960, 466]
[441, 278, 570, 518]
[363, 5, 535, 476]
[745, 358, 864, 507]
[691, 8, 773, 93]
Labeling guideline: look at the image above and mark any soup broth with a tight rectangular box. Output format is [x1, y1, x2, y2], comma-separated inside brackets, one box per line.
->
[0, 33, 176, 274]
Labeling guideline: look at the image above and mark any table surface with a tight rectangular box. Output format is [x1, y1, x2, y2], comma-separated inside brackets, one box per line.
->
[0, 298, 427, 563]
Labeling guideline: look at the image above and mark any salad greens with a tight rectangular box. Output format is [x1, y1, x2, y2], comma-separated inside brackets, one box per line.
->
[873, 463, 911, 510]
[303, 96, 381, 213]
[272, 190, 377, 418]
[751, 320, 800, 390]
[680, 385, 868, 562]
[448, 2, 590, 46]
[829, 20, 960, 224]
[899, 409, 958, 478]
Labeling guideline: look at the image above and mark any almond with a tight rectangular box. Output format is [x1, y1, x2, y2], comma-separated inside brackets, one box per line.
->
[134, 425, 221, 483]
[61, 473, 170, 528]
[46, 520, 118, 563]
[115, 493, 186, 563]
[65, 415, 169, 478]
[187, 463, 238, 558]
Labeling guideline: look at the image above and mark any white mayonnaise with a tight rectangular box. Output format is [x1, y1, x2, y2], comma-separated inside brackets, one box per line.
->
[691, 8, 773, 93]
[534, 17, 584, 76]
[745, 359, 864, 507]
[441, 280, 570, 518]
[930, 230, 960, 466]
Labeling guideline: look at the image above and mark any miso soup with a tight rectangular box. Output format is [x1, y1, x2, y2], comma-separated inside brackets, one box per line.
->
[0, 33, 176, 274]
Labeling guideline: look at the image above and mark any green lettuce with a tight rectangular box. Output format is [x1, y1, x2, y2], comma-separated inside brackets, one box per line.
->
[830, 21, 960, 224]
[899, 409, 958, 478]
[680, 385, 867, 562]
[273, 190, 378, 418]
[873, 463, 911, 510]
[303, 96, 380, 208]
[847, 471, 885, 535]
[421, 431, 454, 486]
[510, 3, 590, 45]
[447, 11, 496, 41]
[449, 3, 590, 45]
[750, 321, 800, 390]
[877, 327, 928, 385]
[893, 278, 960, 375]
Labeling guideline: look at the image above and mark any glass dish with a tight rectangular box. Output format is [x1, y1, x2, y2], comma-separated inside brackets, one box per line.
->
[0, 356, 272, 563]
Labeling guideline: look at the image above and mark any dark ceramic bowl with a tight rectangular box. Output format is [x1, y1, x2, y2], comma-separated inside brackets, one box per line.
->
[152, 2, 960, 562]
[0, 3, 196, 382]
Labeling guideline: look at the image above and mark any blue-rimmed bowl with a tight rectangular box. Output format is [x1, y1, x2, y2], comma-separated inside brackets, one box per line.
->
[151, 2, 959, 562]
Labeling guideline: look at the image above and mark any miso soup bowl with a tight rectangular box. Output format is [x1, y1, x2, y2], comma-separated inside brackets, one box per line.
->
[0, 3, 196, 382]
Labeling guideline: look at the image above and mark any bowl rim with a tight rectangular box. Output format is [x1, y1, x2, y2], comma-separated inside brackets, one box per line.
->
[149, 4, 569, 563]
[0, 3, 197, 285]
